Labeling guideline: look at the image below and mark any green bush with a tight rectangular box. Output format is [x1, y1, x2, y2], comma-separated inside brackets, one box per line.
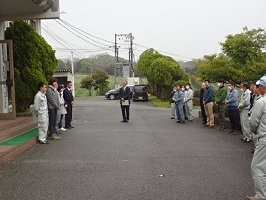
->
[5, 21, 57, 112]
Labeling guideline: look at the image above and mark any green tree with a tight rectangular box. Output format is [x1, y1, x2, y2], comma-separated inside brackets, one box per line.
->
[5, 20, 57, 112]
[137, 48, 189, 99]
[80, 75, 93, 96]
[196, 27, 266, 83]
[92, 67, 109, 95]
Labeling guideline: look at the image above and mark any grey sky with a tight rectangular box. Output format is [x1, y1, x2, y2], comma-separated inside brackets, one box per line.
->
[42, 0, 266, 61]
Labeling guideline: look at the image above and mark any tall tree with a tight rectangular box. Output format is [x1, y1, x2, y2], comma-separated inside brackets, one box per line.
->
[5, 20, 57, 112]
[196, 27, 266, 83]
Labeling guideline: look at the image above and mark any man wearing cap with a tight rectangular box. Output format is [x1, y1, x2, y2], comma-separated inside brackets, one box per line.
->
[215, 79, 227, 131]
[238, 82, 252, 142]
[247, 75, 266, 200]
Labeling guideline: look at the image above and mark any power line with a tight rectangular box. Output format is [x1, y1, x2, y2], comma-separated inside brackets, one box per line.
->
[54, 19, 111, 50]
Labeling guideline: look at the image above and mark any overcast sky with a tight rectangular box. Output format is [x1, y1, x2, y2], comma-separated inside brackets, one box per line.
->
[42, 0, 266, 61]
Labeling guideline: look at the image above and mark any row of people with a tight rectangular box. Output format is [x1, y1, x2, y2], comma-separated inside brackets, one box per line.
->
[171, 83, 194, 123]
[34, 78, 74, 144]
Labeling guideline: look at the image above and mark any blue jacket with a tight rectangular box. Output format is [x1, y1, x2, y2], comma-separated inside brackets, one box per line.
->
[172, 90, 184, 105]
[203, 85, 213, 103]
[225, 89, 239, 110]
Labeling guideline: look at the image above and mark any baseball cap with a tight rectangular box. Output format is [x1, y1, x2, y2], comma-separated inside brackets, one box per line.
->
[258, 75, 266, 87]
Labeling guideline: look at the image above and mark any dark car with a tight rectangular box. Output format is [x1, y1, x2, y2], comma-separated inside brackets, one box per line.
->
[105, 85, 133, 100]
[132, 84, 148, 101]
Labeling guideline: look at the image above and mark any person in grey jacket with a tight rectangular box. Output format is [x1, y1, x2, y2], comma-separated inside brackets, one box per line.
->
[184, 83, 193, 121]
[238, 82, 252, 142]
[173, 85, 185, 124]
[247, 75, 266, 200]
[46, 78, 61, 140]
[225, 81, 240, 135]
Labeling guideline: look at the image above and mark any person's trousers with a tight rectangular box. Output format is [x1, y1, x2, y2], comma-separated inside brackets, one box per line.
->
[58, 114, 64, 129]
[240, 109, 252, 139]
[121, 105, 130, 120]
[48, 108, 57, 137]
[204, 102, 214, 126]
[65, 105, 73, 127]
[38, 113, 48, 142]
[176, 103, 185, 122]
[218, 104, 226, 128]
[228, 109, 240, 131]
[171, 103, 176, 118]
[251, 139, 266, 200]
[200, 103, 207, 124]
[185, 101, 193, 121]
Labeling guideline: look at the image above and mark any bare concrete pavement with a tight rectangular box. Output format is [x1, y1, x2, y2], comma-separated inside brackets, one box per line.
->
[0, 97, 254, 200]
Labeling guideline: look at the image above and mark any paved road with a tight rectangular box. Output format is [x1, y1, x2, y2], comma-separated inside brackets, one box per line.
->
[0, 97, 254, 200]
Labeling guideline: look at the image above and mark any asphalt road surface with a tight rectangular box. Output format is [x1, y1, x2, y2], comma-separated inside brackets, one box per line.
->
[0, 97, 254, 200]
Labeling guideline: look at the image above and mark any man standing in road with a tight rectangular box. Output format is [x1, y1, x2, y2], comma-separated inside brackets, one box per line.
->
[119, 81, 131, 123]
[238, 82, 252, 142]
[203, 80, 214, 127]
[46, 78, 61, 140]
[225, 81, 241, 135]
[215, 79, 227, 131]
[170, 86, 177, 119]
[64, 81, 74, 129]
[247, 75, 266, 200]
[200, 82, 207, 125]
[184, 83, 193, 122]
[173, 85, 185, 124]
[34, 82, 49, 144]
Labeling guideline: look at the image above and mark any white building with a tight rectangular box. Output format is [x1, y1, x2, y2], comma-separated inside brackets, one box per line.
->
[0, 0, 60, 119]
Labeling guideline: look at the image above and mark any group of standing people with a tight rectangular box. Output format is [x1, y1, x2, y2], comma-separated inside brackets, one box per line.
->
[34, 78, 74, 144]
[197, 76, 266, 200]
[171, 83, 194, 124]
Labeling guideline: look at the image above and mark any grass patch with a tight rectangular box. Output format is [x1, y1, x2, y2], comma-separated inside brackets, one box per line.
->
[149, 95, 171, 108]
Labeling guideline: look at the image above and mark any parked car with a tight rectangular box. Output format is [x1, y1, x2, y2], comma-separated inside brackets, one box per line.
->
[105, 85, 133, 100]
[132, 84, 148, 101]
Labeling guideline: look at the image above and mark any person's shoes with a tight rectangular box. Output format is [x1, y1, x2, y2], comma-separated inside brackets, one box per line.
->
[171, 117, 175, 119]
[65, 126, 72, 129]
[125, 120, 129, 123]
[233, 131, 241, 135]
[70, 125, 75, 128]
[180, 121, 185, 124]
[121, 120, 126, 123]
[52, 134, 61, 140]
[243, 138, 252, 143]
[241, 137, 247, 141]
[228, 130, 235, 134]
[222, 126, 227, 131]
[60, 127, 67, 131]
[57, 130, 63, 134]
[247, 196, 258, 200]
[176, 121, 181, 123]
[204, 124, 209, 127]
[39, 140, 49, 144]
[208, 125, 214, 128]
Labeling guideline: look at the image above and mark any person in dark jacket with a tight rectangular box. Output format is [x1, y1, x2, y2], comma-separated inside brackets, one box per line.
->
[63, 81, 74, 129]
[200, 82, 207, 125]
[203, 80, 214, 127]
[119, 81, 131, 122]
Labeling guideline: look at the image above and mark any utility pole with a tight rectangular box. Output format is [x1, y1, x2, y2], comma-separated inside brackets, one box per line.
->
[114, 33, 134, 80]
[71, 52, 75, 97]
